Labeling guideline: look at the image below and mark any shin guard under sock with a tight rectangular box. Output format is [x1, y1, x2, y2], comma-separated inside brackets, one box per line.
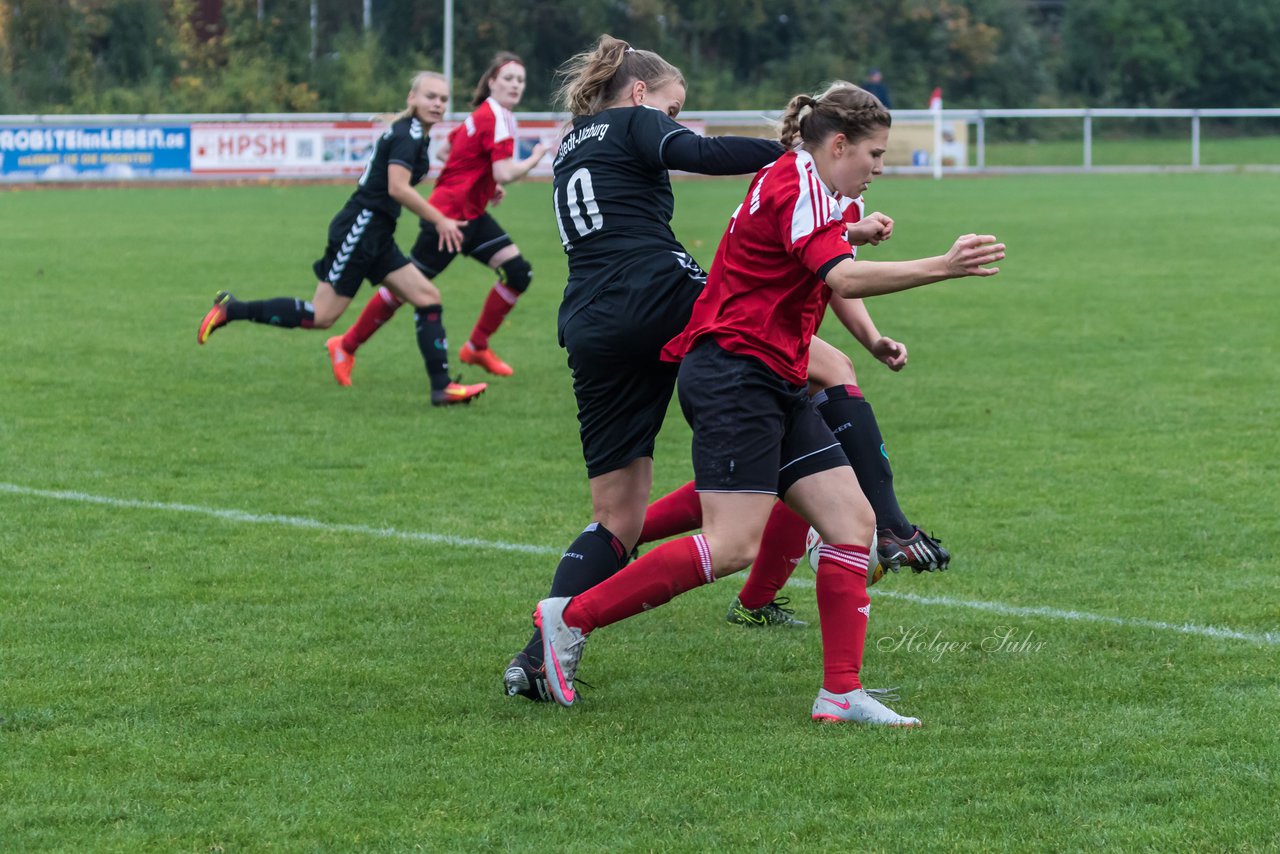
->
[639, 481, 702, 545]
[413, 304, 451, 392]
[814, 385, 912, 537]
[342, 286, 402, 353]
[815, 543, 871, 694]
[522, 523, 627, 666]
[738, 502, 811, 609]
[563, 535, 713, 633]
[469, 283, 518, 351]
[227, 297, 315, 328]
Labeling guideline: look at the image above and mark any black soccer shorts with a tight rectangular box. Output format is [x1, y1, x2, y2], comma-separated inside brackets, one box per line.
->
[677, 339, 848, 498]
[409, 212, 513, 277]
[312, 204, 409, 298]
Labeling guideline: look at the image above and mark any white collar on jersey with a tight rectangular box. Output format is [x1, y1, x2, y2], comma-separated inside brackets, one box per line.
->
[794, 148, 835, 199]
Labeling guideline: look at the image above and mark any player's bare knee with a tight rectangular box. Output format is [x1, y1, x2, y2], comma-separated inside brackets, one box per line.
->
[407, 282, 442, 306]
[709, 539, 758, 577]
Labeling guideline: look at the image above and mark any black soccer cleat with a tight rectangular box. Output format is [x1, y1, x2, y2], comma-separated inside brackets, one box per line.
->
[502, 651, 550, 702]
[877, 526, 951, 573]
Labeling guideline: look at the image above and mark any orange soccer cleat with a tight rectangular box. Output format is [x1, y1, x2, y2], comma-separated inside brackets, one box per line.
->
[459, 341, 514, 377]
[197, 291, 234, 344]
[325, 336, 354, 387]
[431, 379, 488, 407]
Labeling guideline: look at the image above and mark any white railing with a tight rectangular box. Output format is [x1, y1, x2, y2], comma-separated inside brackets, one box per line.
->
[3, 108, 1279, 180]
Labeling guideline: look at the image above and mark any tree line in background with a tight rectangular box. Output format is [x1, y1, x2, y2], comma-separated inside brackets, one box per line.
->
[1, 0, 1277, 117]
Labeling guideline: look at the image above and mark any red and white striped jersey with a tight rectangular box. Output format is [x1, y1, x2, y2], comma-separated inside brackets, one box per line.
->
[429, 97, 517, 220]
[662, 149, 854, 385]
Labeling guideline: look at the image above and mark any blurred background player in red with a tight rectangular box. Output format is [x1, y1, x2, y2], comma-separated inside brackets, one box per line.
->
[500, 35, 788, 702]
[196, 71, 487, 407]
[533, 82, 1004, 725]
[641, 195, 951, 629]
[326, 52, 549, 384]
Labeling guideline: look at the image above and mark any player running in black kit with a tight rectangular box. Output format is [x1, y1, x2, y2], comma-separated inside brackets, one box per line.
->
[502, 35, 786, 700]
[196, 71, 487, 407]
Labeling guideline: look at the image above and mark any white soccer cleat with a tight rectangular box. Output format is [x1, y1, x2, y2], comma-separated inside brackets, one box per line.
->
[811, 687, 922, 727]
[534, 596, 588, 707]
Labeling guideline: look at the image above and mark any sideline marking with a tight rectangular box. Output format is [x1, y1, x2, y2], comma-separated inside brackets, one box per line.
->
[5, 481, 1276, 646]
[0, 482, 561, 557]
[783, 575, 1277, 646]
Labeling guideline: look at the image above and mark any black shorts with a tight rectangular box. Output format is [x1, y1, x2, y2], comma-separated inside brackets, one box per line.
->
[677, 339, 848, 498]
[560, 250, 706, 479]
[312, 204, 409, 298]
[410, 212, 513, 277]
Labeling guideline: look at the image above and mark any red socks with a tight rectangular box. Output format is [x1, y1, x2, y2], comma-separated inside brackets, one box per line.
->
[639, 481, 702, 545]
[815, 543, 871, 694]
[562, 535, 713, 632]
[737, 502, 811, 609]
[468, 282, 519, 350]
[341, 286, 402, 354]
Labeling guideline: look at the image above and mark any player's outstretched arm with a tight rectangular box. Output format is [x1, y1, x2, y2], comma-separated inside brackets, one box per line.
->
[825, 233, 1005, 300]
[493, 141, 549, 184]
[662, 133, 785, 176]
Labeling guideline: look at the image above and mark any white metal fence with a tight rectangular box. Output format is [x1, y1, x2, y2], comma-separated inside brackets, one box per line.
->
[3, 108, 1278, 182]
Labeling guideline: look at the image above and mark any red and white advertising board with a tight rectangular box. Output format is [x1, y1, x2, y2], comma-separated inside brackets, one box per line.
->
[190, 118, 706, 179]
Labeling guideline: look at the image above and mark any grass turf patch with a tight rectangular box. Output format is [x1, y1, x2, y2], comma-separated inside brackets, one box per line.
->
[2, 174, 1277, 850]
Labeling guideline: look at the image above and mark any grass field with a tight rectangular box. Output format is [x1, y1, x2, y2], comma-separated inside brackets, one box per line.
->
[2, 172, 1279, 852]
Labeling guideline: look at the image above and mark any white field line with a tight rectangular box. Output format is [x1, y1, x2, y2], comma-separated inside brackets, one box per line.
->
[0, 482, 561, 557]
[783, 576, 1279, 645]
[5, 481, 1277, 646]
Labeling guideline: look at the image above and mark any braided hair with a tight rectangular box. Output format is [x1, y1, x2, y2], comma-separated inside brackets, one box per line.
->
[778, 81, 891, 149]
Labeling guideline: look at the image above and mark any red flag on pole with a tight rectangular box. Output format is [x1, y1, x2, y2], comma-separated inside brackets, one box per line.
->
[929, 87, 943, 112]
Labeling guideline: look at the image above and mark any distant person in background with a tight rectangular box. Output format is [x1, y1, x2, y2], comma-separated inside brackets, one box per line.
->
[327, 51, 549, 384]
[863, 68, 892, 109]
[196, 71, 488, 407]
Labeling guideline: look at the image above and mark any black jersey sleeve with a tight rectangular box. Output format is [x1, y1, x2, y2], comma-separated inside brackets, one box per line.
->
[662, 133, 786, 176]
[627, 107, 697, 172]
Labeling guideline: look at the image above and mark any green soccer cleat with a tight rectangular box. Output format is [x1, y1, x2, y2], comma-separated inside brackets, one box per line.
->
[725, 596, 807, 627]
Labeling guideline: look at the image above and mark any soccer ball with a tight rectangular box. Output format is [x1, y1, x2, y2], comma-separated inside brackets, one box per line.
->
[805, 527, 887, 585]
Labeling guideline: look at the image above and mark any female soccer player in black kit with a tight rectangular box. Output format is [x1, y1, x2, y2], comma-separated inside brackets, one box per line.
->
[196, 71, 487, 407]
[502, 35, 788, 699]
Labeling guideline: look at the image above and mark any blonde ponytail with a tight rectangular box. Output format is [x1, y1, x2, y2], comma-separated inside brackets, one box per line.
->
[555, 34, 685, 117]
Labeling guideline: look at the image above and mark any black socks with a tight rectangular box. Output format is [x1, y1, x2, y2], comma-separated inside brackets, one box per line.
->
[814, 384, 913, 538]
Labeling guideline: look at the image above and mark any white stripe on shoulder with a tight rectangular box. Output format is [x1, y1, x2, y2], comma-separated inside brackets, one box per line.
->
[487, 97, 514, 143]
[789, 151, 838, 245]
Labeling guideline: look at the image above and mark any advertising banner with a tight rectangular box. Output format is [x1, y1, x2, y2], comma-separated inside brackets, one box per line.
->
[0, 125, 190, 179]
[191, 121, 384, 176]
[0, 117, 709, 181]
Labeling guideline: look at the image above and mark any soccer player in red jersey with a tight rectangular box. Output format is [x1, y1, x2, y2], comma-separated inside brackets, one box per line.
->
[196, 72, 486, 407]
[499, 36, 788, 703]
[643, 197, 952, 628]
[534, 81, 1005, 725]
[326, 52, 549, 384]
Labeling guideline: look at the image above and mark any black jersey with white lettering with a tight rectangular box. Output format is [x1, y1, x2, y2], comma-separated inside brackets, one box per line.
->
[551, 106, 693, 259]
[348, 115, 432, 219]
[552, 106, 785, 340]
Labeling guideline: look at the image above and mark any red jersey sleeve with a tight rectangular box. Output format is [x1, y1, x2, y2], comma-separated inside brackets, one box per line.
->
[471, 99, 516, 164]
[773, 152, 854, 276]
